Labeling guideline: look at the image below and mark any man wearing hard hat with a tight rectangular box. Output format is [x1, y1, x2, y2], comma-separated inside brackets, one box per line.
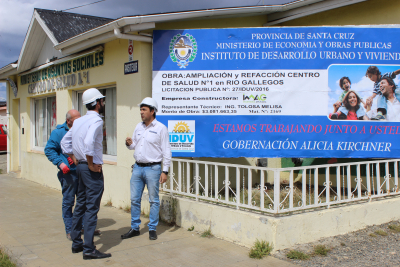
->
[61, 88, 111, 260]
[122, 97, 171, 241]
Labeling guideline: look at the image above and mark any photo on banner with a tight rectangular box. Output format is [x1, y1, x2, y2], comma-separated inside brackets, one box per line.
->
[152, 27, 400, 158]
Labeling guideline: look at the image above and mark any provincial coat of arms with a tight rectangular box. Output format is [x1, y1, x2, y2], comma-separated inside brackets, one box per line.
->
[169, 33, 197, 68]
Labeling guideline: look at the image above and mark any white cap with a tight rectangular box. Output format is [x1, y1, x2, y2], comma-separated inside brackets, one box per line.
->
[82, 88, 105, 106]
[139, 97, 158, 112]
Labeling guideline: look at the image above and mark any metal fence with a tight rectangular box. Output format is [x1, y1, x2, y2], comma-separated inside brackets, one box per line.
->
[162, 158, 400, 214]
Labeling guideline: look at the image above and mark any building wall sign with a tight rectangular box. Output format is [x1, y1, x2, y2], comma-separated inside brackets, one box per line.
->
[153, 27, 400, 158]
[124, 60, 138, 75]
[21, 51, 103, 94]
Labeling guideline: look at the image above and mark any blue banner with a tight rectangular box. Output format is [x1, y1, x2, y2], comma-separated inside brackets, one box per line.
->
[152, 27, 400, 158]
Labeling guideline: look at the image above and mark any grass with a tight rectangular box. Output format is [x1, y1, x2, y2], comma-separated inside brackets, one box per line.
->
[123, 205, 131, 213]
[187, 226, 194, 231]
[340, 242, 346, 246]
[369, 233, 377, 237]
[248, 239, 273, 259]
[200, 227, 213, 238]
[0, 246, 17, 267]
[104, 199, 112, 207]
[286, 250, 310, 260]
[388, 224, 400, 233]
[313, 245, 330, 256]
[374, 229, 388, 236]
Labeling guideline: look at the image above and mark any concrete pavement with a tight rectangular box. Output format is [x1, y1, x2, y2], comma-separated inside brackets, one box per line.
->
[0, 174, 296, 266]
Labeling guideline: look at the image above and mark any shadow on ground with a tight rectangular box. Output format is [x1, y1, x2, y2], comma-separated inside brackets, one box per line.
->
[94, 218, 176, 252]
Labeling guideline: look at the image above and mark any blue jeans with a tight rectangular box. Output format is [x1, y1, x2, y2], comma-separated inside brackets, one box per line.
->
[377, 91, 400, 113]
[71, 164, 104, 253]
[130, 163, 161, 231]
[57, 171, 79, 234]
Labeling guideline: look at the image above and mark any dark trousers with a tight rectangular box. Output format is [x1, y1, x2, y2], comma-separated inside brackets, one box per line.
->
[71, 164, 104, 253]
[57, 170, 79, 234]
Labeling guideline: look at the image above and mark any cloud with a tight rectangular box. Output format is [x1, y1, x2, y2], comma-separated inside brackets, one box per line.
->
[351, 76, 373, 101]
[0, 0, 291, 67]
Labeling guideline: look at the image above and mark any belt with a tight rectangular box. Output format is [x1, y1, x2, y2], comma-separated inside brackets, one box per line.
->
[136, 162, 161, 167]
[78, 161, 88, 165]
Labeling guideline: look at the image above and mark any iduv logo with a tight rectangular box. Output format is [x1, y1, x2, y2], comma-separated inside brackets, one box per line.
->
[169, 33, 197, 68]
[243, 94, 267, 103]
[168, 120, 195, 152]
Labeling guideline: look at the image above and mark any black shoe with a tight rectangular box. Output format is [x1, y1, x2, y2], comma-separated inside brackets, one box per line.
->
[72, 246, 83, 254]
[83, 249, 111, 260]
[121, 229, 140, 239]
[149, 230, 157, 240]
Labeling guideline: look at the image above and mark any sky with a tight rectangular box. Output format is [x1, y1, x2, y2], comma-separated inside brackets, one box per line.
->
[0, 0, 295, 101]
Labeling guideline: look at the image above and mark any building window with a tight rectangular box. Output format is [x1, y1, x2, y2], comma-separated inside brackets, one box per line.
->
[76, 87, 116, 156]
[34, 96, 56, 148]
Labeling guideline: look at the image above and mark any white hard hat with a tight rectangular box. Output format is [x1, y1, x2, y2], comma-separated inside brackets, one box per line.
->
[139, 97, 158, 112]
[82, 88, 105, 105]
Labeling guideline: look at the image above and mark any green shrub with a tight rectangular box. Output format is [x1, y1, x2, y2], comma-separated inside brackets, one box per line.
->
[249, 239, 273, 259]
[388, 224, 400, 233]
[313, 245, 330, 256]
[287, 250, 310, 260]
[200, 227, 213, 238]
[375, 229, 388, 236]
[0, 247, 17, 267]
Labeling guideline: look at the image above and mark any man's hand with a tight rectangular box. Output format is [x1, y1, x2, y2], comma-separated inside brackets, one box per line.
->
[60, 163, 70, 174]
[365, 98, 373, 112]
[67, 157, 74, 165]
[88, 163, 102, 173]
[159, 172, 168, 184]
[367, 95, 374, 103]
[125, 137, 133, 146]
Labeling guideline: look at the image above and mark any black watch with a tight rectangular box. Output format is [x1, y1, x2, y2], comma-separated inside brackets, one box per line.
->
[162, 171, 168, 175]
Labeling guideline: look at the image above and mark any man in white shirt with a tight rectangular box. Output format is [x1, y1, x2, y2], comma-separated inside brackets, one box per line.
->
[366, 77, 400, 122]
[121, 97, 171, 241]
[61, 88, 111, 260]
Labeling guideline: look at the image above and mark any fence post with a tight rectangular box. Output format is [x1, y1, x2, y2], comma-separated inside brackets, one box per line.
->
[377, 163, 381, 195]
[225, 166, 229, 202]
[236, 167, 240, 209]
[302, 168, 306, 207]
[215, 165, 219, 200]
[289, 170, 294, 210]
[205, 164, 208, 198]
[326, 167, 330, 208]
[169, 160, 174, 196]
[336, 166, 341, 201]
[366, 163, 371, 199]
[260, 170, 265, 210]
[196, 163, 199, 201]
[314, 168, 318, 205]
[248, 168, 252, 206]
[273, 170, 280, 213]
[395, 161, 399, 193]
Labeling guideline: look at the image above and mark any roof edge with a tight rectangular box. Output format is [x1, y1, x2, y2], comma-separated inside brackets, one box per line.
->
[0, 64, 18, 80]
[54, 1, 318, 50]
